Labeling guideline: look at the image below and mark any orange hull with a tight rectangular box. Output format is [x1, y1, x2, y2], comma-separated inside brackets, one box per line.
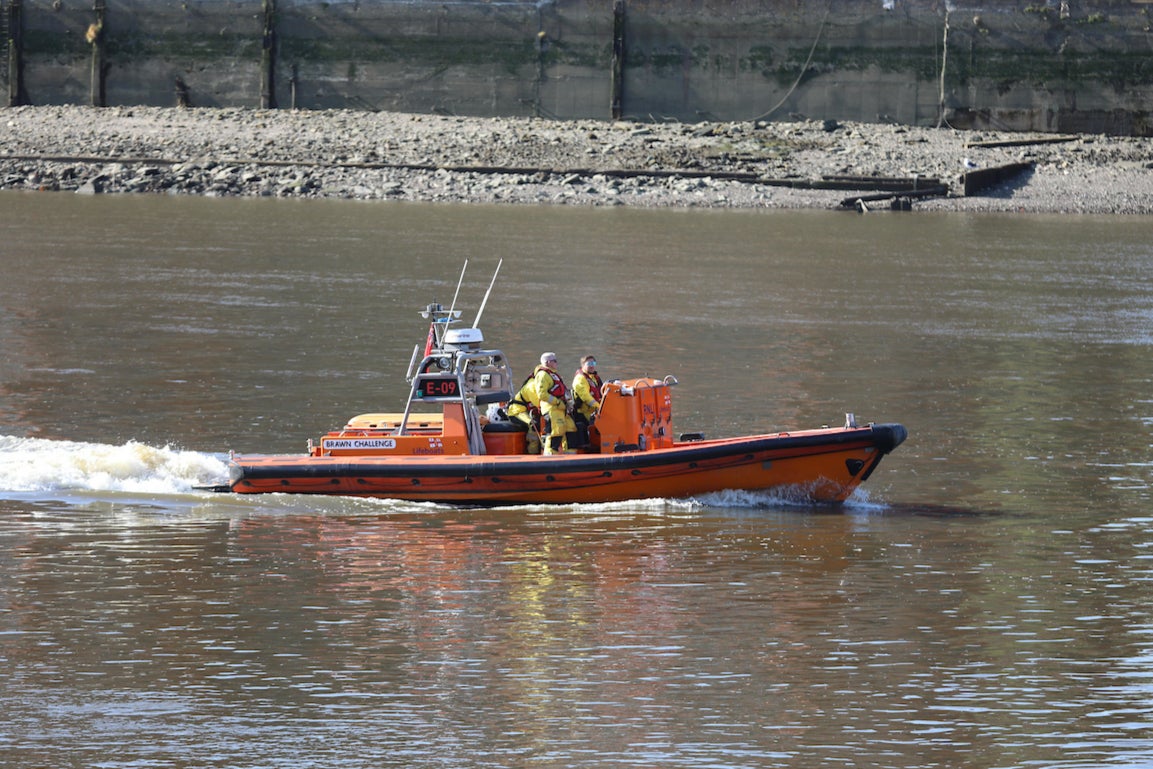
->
[229, 424, 906, 505]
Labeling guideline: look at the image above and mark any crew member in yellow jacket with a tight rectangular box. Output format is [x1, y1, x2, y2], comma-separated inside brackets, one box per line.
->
[534, 353, 576, 454]
[570, 354, 604, 449]
[508, 352, 575, 454]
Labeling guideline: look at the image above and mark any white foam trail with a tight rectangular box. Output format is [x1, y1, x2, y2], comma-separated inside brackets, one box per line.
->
[841, 487, 890, 513]
[692, 486, 888, 511]
[0, 435, 229, 495]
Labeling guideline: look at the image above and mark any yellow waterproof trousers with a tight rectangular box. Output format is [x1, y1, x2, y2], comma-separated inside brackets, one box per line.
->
[542, 405, 576, 455]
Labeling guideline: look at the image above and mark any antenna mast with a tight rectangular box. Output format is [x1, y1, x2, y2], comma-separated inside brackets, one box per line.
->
[447, 260, 468, 323]
[473, 259, 503, 328]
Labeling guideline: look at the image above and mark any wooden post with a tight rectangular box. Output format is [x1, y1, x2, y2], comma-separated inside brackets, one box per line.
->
[260, 0, 277, 108]
[87, 0, 106, 107]
[610, 0, 625, 120]
[174, 76, 191, 107]
[936, 8, 949, 128]
[534, 30, 545, 118]
[6, 0, 28, 106]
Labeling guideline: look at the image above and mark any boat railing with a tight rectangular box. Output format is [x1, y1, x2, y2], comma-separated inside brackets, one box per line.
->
[396, 369, 463, 436]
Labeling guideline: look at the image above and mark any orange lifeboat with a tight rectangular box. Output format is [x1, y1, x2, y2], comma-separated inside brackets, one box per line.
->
[223, 270, 906, 505]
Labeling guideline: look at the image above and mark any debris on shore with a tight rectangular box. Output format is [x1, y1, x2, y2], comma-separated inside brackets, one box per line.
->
[3, 106, 1152, 214]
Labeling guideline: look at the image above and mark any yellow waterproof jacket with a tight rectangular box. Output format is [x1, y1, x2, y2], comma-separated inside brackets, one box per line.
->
[571, 370, 604, 419]
[508, 372, 541, 417]
[534, 365, 568, 410]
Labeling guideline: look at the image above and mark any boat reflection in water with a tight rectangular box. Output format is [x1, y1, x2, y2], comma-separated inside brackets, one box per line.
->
[223, 265, 906, 505]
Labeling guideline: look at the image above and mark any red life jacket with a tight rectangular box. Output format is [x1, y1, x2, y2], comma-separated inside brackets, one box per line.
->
[535, 365, 567, 400]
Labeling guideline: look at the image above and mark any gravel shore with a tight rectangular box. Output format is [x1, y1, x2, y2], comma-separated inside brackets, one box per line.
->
[3, 105, 1152, 214]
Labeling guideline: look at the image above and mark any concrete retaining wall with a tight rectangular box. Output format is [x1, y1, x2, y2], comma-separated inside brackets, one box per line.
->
[4, 0, 1153, 134]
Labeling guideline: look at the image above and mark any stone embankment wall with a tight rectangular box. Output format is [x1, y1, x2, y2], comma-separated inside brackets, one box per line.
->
[3, 0, 1152, 134]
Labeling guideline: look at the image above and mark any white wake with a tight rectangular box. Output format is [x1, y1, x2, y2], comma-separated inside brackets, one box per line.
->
[0, 435, 229, 495]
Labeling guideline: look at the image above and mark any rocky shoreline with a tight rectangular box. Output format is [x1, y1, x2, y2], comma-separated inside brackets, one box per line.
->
[3, 106, 1152, 214]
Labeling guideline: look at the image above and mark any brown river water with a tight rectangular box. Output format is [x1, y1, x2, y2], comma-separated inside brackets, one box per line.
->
[2, 191, 1153, 768]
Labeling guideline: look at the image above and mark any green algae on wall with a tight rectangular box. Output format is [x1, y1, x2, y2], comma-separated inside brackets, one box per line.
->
[279, 37, 536, 74]
[953, 47, 1153, 91]
[107, 33, 263, 62]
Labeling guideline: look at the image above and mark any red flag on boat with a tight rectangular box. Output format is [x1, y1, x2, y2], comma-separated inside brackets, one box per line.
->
[423, 324, 435, 357]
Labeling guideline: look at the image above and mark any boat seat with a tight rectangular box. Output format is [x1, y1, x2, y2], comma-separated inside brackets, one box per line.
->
[483, 420, 526, 433]
[475, 389, 511, 406]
